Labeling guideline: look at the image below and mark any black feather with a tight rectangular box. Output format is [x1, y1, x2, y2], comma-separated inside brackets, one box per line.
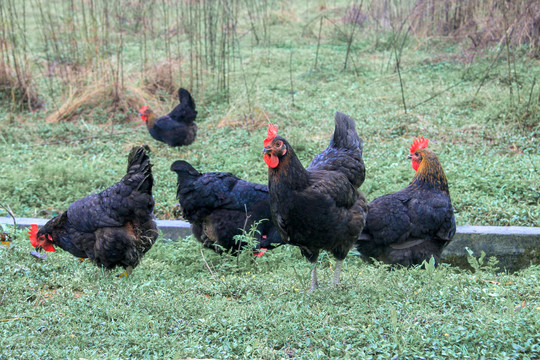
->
[170, 160, 284, 254]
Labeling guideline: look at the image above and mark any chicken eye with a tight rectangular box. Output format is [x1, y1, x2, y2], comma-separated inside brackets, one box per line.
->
[276, 141, 283, 148]
[415, 152, 419, 156]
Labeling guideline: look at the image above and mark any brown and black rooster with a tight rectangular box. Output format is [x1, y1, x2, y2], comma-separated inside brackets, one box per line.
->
[139, 88, 197, 147]
[356, 136, 456, 266]
[263, 112, 367, 290]
[170, 160, 284, 255]
[29, 146, 158, 276]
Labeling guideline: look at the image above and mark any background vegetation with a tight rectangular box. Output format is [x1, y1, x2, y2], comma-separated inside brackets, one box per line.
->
[0, 0, 537, 226]
[0, 0, 539, 358]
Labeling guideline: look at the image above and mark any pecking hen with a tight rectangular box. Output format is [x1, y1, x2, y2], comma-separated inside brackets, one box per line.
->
[356, 136, 456, 266]
[263, 112, 367, 290]
[28, 146, 158, 276]
[170, 160, 283, 255]
[139, 87, 197, 147]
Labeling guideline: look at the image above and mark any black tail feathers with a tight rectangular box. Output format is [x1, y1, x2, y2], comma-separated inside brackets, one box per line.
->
[127, 146, 153, 193]
[332, 112, 362, 154]
[178, 88, 196, 111]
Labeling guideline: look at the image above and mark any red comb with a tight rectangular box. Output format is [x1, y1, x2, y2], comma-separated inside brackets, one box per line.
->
[139, 105, 148, 113]
[264, 124, 279, 147]
[28, 224, 39, 248]
[409, 136, 429, 154]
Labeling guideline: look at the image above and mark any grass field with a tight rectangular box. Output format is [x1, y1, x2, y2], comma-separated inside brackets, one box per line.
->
[0, 0, 539, 358]
[1, 225, 539, 359]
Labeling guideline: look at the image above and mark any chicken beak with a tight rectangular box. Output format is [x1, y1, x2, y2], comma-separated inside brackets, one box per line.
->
[263, 146, 272, 155]
[406, 154, 412, 159]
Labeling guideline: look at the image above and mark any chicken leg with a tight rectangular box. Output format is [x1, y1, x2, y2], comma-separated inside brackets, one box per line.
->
[310, 265, 319, 291]
[331, 259, 343, 286]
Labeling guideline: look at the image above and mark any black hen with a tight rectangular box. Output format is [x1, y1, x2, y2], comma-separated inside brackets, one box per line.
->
[29, 146, 158, 276]
[263, 112, 367, 290]
[139, 88, 197, 147]
[356, 136, 456, 266]
[170, 160, 283, 254]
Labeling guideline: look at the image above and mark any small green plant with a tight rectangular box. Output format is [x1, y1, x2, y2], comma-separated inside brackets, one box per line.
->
[466, 247, 500, 273]
[233, 220, 264, 269]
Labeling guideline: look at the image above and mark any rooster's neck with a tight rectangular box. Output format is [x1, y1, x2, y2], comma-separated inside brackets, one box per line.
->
[410, 152, 449, 193]
[268, 147, 310, 191]
[146, 113, 158, 129]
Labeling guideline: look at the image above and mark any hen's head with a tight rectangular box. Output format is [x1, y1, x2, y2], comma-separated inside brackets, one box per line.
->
[263, 124, 287, 168]
[28, 224, 56, 252]
[408, 136, 431, 171]
[139, 106, 152, 122]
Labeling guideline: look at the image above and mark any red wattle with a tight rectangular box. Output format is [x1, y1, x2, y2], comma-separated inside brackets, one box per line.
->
[255, 248, 268, 257]
[42, 242, 56, 252]
[264, 154, 279, 168]
[412, 160, 420, 171]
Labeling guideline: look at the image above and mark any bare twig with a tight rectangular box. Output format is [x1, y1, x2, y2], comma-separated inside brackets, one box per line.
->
[390, 24, 409, 114]
[474, 22, 518, 99]
[0, 203, 16, 227]
[237, 204, 251, 265]
[411, 78, 466, 109]
[234, 33, 253, 114]
[527, 76, 536, 110]
[289, 50, 295, 107]
[242, 204, 251, 232]
[502, 5, 514, 105]
[0, 316, 34, 322]
[200, 249, 215, 279]
[343, 1, 364, 71]
[314, 16, 323, 70]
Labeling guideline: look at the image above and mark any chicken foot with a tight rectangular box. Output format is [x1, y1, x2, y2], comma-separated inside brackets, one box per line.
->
[117, 266, 134, 278]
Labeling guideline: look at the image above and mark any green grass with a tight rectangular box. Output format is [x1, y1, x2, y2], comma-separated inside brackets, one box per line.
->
[1, 46, 538, 225]
[1, 226, 539, 359]
[1, 1, 539, 358]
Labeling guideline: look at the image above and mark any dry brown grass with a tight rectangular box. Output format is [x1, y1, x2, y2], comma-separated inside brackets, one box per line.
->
[355, 0, 540, 55]
[406, 0, 540, 52]
[45, 80, 164, 124]
[144, 58, 185, 97]
[218, 105, 273, 131]
[0, 61, 42, 111]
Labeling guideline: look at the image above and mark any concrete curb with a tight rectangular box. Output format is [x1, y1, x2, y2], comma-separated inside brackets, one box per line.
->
[441, 225, 540, 272]
[0, 217, 193, 241]
[2, 217, 539, 272]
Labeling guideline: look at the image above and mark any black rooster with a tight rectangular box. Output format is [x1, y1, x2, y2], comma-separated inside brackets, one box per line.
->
[139, 88, 197, 147]
[263, 112, 367, 290]
[356, 136, 456, 266]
